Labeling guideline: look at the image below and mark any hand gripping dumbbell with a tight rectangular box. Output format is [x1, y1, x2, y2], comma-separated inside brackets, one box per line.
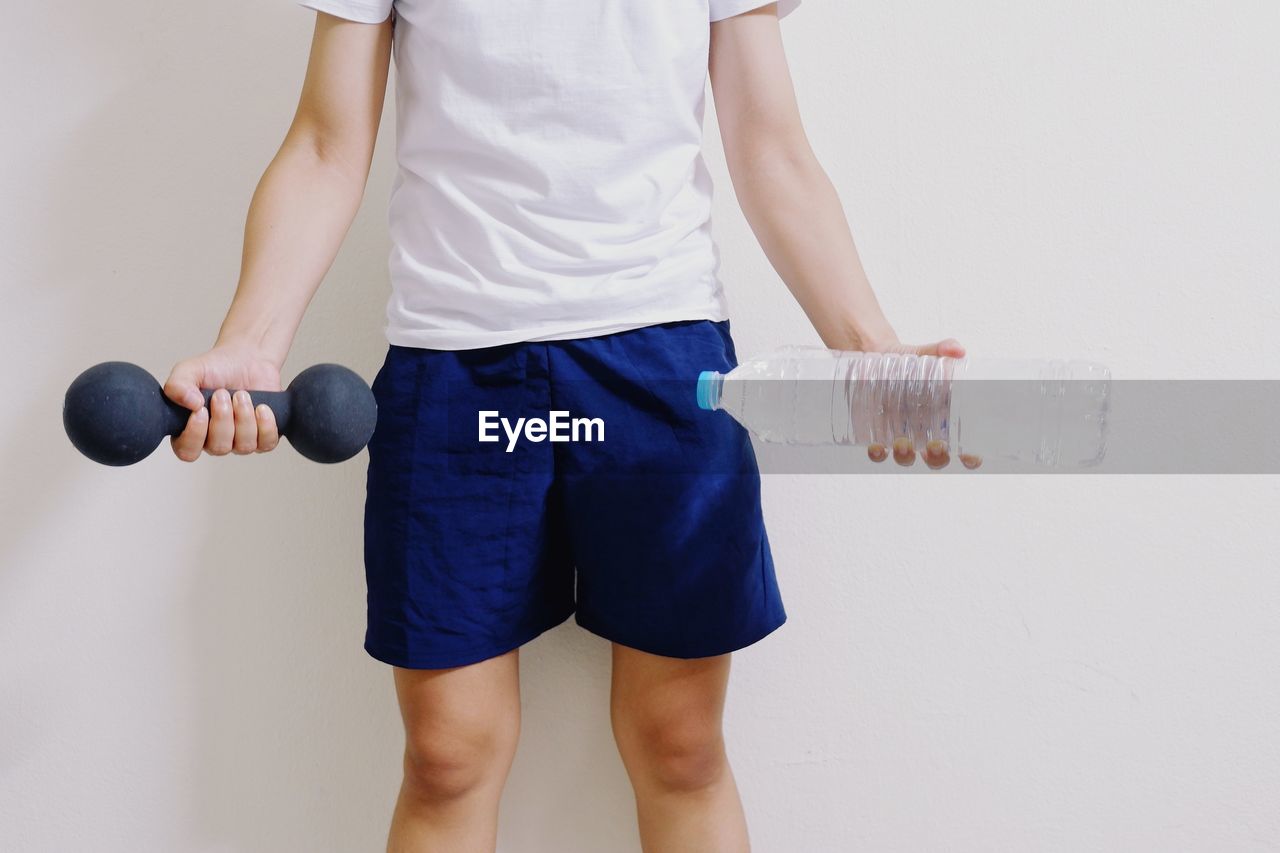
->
[64, 361, 378, 466]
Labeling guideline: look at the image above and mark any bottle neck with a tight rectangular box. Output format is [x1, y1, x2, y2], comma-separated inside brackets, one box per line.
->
[696, 371, 724, 411]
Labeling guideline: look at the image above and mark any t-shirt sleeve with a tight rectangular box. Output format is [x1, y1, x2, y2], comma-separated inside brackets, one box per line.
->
[296, 0, 393, 24]
[709, 0, 801, 23]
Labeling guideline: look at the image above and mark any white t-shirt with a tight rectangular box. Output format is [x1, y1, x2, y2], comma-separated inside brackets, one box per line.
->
[297, 0, 800, 350]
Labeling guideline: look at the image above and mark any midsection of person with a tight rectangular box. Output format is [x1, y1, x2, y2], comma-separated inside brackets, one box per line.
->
[157, 1, 973, 848]
[386, 0, 725, 349]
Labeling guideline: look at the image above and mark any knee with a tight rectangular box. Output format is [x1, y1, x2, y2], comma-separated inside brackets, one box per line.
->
[402, 722, 513, 803]
[614, 709, 727, 793]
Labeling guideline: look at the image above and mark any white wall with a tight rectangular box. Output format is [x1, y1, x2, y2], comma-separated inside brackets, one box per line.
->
[3, 1, 1278, 850]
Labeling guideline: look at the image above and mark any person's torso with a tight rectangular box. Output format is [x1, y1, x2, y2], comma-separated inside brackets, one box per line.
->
[384, 0, 727, 350]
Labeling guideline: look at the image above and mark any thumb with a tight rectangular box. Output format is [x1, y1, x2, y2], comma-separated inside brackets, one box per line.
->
[163, 362, 207, 412]
[910, 338, 966, 359]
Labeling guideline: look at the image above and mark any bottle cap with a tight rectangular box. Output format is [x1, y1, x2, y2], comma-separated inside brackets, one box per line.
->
[696, 371, 722, 411]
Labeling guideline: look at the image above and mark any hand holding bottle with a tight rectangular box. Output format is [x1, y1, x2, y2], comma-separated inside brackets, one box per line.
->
[854, 336, 979, 469]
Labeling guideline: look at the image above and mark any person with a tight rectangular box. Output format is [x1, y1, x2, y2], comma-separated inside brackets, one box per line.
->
[161, 1, 964, 850]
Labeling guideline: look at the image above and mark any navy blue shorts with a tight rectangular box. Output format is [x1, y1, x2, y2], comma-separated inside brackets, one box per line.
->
[362, 319, 785, 669]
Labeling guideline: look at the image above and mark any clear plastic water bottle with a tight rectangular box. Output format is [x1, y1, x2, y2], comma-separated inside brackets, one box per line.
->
[696, 346, 1112, 468]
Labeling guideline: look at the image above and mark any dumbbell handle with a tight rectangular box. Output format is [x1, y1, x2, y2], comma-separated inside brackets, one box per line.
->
[163, 388, 294, 436]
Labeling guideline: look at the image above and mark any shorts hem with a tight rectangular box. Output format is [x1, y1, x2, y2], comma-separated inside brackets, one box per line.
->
[574, 611, 787, 660]
[364, 607, 576, 670]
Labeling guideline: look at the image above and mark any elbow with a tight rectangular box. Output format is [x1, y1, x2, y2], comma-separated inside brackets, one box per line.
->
[728, 123, 823, 188]
[285, 122, 375, 185]
[727, 129, 829, 208]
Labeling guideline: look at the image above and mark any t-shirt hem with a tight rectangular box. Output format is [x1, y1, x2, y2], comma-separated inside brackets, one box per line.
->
[295, 0, 392, 24]
[384, 311, 731, 351]
[709, 0, 802, 23]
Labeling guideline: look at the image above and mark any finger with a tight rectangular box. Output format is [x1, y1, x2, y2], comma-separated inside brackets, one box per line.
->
[893, 437, 916, 467]
[255, 404, 280, 453]
[867, 442, 888, 464]
[232, 391, 258, 455]
[924, 439, 950, 470]
[960, 453, 984, 470]
[205, 389, 235, 456]
[163, 365, 206, 412]
[171, 407, 209, 462]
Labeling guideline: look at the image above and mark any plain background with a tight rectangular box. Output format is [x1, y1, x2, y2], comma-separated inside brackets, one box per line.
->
[3, 1, 1279, 850]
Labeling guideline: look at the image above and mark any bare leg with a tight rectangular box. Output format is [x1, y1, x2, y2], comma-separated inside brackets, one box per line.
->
[610, 645, 749, 853]
[386, 650, 521, 853]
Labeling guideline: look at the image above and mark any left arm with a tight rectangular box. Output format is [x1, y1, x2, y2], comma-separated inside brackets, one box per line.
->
[709, 5, 962, 361]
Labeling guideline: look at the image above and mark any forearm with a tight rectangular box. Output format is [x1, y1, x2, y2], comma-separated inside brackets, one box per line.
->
[729, 143, 897, 351]
[215, 132, 369, 365]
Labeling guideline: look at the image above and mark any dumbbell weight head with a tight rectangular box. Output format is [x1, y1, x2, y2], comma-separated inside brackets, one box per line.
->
[284, 363, 379, 464]
[64, 362, 176, 466]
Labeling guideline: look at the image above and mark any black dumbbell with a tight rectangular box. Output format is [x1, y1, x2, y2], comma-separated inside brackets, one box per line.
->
[64, 361, 377, 466]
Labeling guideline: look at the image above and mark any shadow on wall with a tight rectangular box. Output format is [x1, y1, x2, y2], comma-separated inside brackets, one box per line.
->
[7, 2, 637, 850]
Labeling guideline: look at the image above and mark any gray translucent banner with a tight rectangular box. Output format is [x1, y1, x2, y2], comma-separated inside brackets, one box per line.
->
[744, 380, 1280, 474]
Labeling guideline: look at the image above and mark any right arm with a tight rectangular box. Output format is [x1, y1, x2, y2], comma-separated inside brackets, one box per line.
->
[164, 11, 393, 461]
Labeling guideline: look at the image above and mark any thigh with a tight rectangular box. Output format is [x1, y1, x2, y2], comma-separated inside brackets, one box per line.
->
[394, 650, 522, 746]
[610, 644, 731, 738]
[364, 343, 575, 670]
[551, 321, 786, 659]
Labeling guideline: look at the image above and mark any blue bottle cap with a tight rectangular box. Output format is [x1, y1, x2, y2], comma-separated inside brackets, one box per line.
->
[696, 371, 722, 411]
